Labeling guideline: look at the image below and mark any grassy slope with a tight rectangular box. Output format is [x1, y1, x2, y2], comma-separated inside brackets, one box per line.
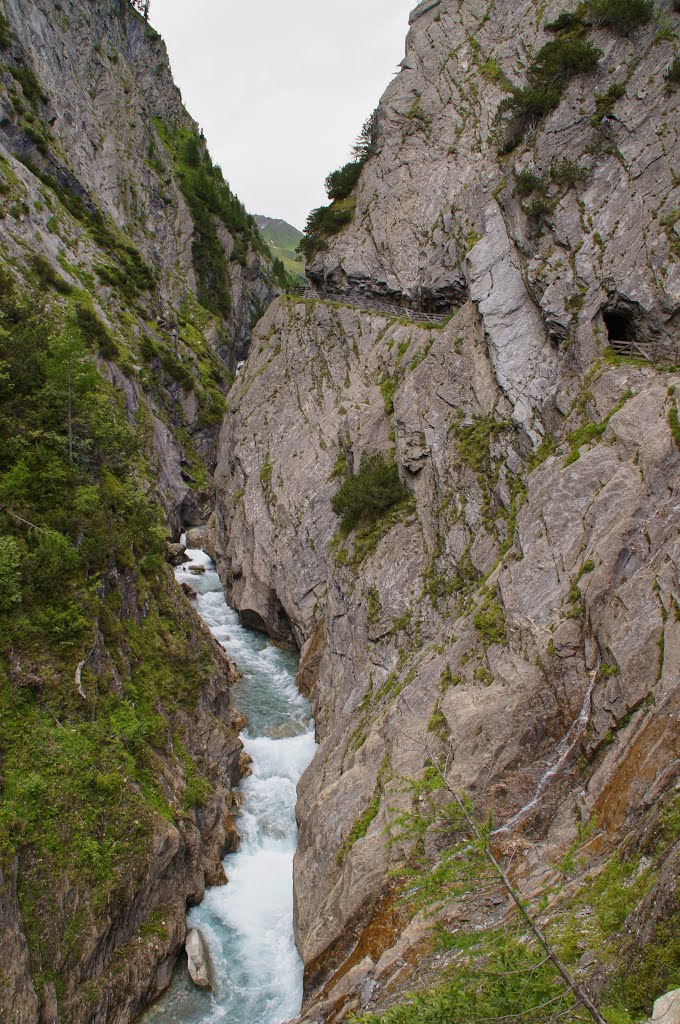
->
[255, 215, 307, 283]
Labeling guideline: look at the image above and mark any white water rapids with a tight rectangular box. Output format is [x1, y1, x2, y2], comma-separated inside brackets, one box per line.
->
[142, 548, 316, 1024]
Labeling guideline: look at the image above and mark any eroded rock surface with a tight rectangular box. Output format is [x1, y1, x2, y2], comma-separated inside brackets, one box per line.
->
[216, 0, 680, 1017]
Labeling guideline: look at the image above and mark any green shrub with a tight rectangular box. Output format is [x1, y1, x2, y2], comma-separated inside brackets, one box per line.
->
[455, 414, 506, 472]
[298, 198, 356, 261]
[666, 55, 680, 85]
[325, 161, 363, 201]
[514, 170, 548, 197]
[75, 305, 118, 359]
[588, 0, 655, 32]
[550, 157, 588, 188]
[30, 253, 72, 294]
[524, 195, 556, 218]
[0, 536, 22, 610]
[9, 66, 45, 108]
[473, 588, 507, 647]
[592, 82, 626, 123]
[0, 10, 11, 48]
[546, 10, 585, 31]
[379, 374, 398, 415]
[669, 404, 680, 450]
[498, 34, 601, 148]
[532, 35, 601, 81]
[331, 451, 408, 532]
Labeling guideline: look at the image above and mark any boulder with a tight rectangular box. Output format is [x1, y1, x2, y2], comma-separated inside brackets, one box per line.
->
[185, 928, 213, 990]
[165, 542, 187, 567]
[185, 514, 217, 559]
[653, 991, 680, 1024]
[185, 526, 208, 550]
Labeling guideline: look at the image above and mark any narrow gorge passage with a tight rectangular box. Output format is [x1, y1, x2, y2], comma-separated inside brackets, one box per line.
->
[142, 549, 316, 1024]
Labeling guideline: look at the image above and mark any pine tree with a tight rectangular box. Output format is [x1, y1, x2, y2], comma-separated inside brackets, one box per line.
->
[130, 0, 150, 20]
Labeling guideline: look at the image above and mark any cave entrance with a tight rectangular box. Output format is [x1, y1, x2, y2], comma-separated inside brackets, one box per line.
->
[603, 308, 635, 342]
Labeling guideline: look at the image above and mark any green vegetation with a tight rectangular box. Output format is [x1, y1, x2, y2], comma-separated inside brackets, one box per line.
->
[513, 171, 556, 218]
[669, 399, 680, 450]
[666, 54, 680, 85]
[353, 769, 679, 1024]
[514, 169, 549, 197]
[0, 9, 11, 48]
[337, 752, 391, 865]
[260, 452, 273, 487]
[299, 109, 378, 261]
[550, 157, 589, 189]
[589, 0, 654, 32]
[497, 16, 601, 151]
[564, 390, 633, 464]
[75, 304, 118, 359]
[454, 413, 507, 473]
[9, 66, 45, 109]
[366, 585, 382, 624]
[427, 705, 448, 739]
[155, 121, 268, 317]
[30, 253, 72, 295]
[331, 451, 409, 532]
[379, 374, 399, 414]
[298, 198, 357, 262]
[255, 216, 306, 284]
[592, 82, 626, 124]
[473, 587, 507, 647]
[326, 162, 363, 201]
[0, 266, 223, 1000]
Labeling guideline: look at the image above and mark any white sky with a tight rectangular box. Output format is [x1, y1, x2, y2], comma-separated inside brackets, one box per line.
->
[150, 0, 415, 230]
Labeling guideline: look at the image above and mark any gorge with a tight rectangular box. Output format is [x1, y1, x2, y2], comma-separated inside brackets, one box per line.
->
[0, 1, 678, 1023]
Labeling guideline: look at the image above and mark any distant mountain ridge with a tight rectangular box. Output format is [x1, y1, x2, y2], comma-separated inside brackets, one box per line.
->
[255, 215, 306, 284]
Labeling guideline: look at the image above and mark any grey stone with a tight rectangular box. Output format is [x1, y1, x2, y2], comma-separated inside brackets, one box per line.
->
[653, 991, 680, 1024]
[185, 929, 213, 990]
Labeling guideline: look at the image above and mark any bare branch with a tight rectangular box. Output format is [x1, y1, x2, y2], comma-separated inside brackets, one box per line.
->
[425, 744, 606, 1024]
[0, 504, 48, 533]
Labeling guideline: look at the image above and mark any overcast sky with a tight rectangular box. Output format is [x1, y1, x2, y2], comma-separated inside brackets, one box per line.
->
[150, 0, 415, 230]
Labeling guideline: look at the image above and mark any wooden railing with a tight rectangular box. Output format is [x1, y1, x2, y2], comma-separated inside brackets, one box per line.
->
[288, 288, 453, 325]
[609, 338, 679, 366]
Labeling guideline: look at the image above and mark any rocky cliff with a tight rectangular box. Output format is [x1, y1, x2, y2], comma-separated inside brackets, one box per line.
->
[215, 0, 680, 1020]
[0, 0, 282, 534]
[0, 0, 277, 1020]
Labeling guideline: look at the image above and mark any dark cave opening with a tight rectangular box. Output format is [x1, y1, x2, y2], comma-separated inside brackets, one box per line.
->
[603, 308, 636, 342]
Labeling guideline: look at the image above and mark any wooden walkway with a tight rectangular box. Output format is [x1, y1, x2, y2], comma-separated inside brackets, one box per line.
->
[297, 288, 452, 325]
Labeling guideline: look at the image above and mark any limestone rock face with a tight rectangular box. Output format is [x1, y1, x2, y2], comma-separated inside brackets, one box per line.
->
[0, 0, 277, 536]
[1, 0, 273, 359]
[216, 1, 680, 1016]
[218, 297, 679, 1013]
[308, 0, 679, 363]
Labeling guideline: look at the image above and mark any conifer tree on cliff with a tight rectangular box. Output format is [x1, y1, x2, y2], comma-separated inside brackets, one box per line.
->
[131, 0, 150, 20]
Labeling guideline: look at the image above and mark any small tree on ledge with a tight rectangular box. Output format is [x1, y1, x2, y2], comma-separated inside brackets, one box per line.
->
[130, 0, 150, 20]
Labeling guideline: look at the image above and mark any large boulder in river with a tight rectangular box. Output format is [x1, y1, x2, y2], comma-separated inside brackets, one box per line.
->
[186, 513, 217, 559]
[185, 928, 213, 990]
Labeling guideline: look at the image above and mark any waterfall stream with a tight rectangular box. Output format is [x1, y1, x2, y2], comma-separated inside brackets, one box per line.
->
[142, 548, 316, 1024]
